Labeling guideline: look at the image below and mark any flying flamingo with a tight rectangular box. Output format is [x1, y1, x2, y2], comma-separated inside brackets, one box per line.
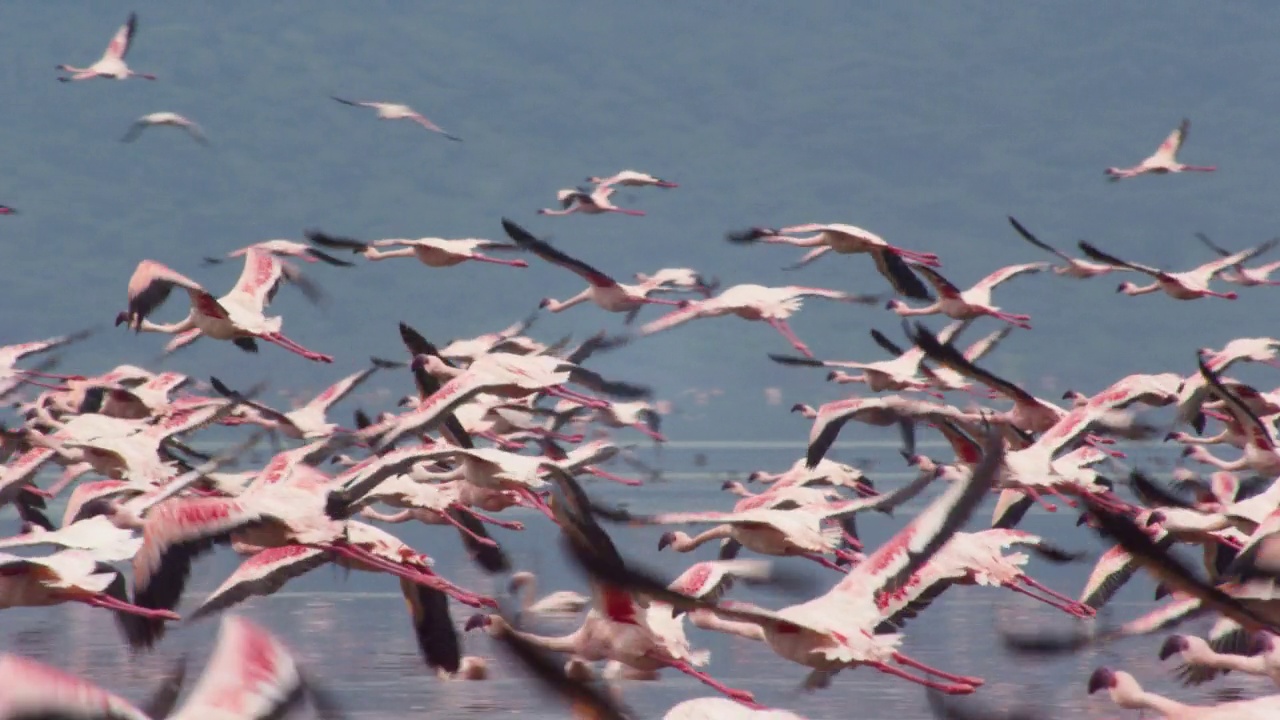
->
[638, 283, 881, 359]
[1086, 666, 1280, 716]
[1105, 118, 1216, 180]
[1195, 232, 1280, 287]
[331, 96, 461, 140]
[305, 228, 528, 268]
[1080, 237, 1280, 300]
[538, 186, 645, 216]
[203, 239, 355, 268]
[0, 328, 94, 397]
[1007, 216, 1124, 279]
[121, 112, 207, 145]
[114, 248, 334, 362]
[0, 615, 339, 719]
[633, 268, 720, 298]
[501, 218, 688, 316]
[726, 223, 937, 300]
[56, 12, 157, 82]
[211, 358, 398, 440]
[885, 262, 1047, 329]
[586, 169, 679, 189]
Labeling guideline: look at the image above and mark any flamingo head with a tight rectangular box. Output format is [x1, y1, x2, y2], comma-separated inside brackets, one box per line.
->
[826, 371, 840, 382]
[1145, 510, 1166, 527]
[114, 311, 132, 328]
[1075, 513, 1093, 527]
[657, 531, 678, 551]
[1115, 281, 1138, 294]
[1086, 667, 1117, 694]
[884, 299, 907, 313]
[538, 298, 554, 309]
[725, 227, 776, 244]
[463, 614, 492, 632]
[1223, 291, 1240, 300]
[745, 471, 763, 483]
[1158, 635, 1190, 661]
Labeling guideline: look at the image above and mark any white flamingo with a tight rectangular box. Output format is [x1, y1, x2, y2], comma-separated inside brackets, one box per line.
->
[1080, 237, 1279, 300]
[121, 112, 207, 145]
[57, 12, 157, 82]
[538, 186, 645, 217]
[331, 96, 461, 140]
[586, 169, 679, 189]
[1105, 118, 1216, 180]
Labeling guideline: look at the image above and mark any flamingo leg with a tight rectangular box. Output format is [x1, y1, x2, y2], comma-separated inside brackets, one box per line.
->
[81, 594, 181, 621]
[586, 466, 643, 487]
[803, 553, 850, 573]
[890, 652, 984, 686]
[532, 429, 585, 443]
[840, 531, 863, 551]
[766, 319, 813, 359]
[17, 369, 85, 381]
[434, 510, 499, 547]
[1002, 581, 1091, 618]
[454, 504, 524, 531]
[607, 208, 646, 217]
[320, 542, 495, 608]
[867, 661, 976, 694]
[833, 549, 864, 565]
[1021, 486, 1058, 513]
[469, 254, 529, 268]
[1042, 486, 1079, 508]
[657, 657, 760, 708]
[516, 487, 558, 521]
[1018, 576, 1096, 616]
[477, 430, 526, 450]
[543, 386, 608, 409]
[985, 309, 1032, 330]
[258, 332, 334, 363]
[641, 296, 687, 307]
[890, 248, 942, 267]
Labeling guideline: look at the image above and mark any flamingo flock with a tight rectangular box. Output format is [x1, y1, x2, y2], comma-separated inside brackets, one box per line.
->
[5, 9, 1280, 720]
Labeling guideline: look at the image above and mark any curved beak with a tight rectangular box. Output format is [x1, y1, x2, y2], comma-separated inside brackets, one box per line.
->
[720, 480, 736, 490]
[657, 531, 676, 551]
[1087, 667, 1115, 694]
[463, 614, 489, 632]
[1158, 635, 1188, 661]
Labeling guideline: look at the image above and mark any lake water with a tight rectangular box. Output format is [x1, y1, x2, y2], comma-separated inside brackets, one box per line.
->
[2, 440, 1272, 719]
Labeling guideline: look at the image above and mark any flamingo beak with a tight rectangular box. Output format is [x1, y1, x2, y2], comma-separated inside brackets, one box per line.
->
[1087, 667, 1116, 694]
[720, 480, 735, 490]
[1159, 636, 1189, 661]
[657, 531, 676, 551]
[463, 614, 490, 632]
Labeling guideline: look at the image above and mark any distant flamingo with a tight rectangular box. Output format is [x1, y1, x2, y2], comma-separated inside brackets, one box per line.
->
[121, 112, 207, 145]
[1007, 216, 1123, 279]
[57, 12, 157, 82]
[114, 248, 334, 362]
[203, 238, 355, 267]
[1105, 118, 1216, 180]
[331, 96, 461, 140]
[306, 229, 528, 268]
[886, 262, 1046, 329]
[1195, 232, 1280, 287]
[586, 169, 679, 188]
[501, 218, 687, 316]
[1080, 237, 1279, 300]
[539, 186, 644, 216]
[639, 283, 881, 358]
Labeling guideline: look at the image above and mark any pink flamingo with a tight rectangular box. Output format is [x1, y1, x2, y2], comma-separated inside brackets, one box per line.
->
[114, 248, 333, 362]
[1080, 237, 1279, 300]
[1105, 118, 1216, 180]
[586, 169, 679, 188]
[57, 12, 157, 82]
[331, 96, 462, 140]
[306, 228, 528, 268]
[538, 186, 644, 216]
[1195, 232, 1280, 287]
[886, 262, 1046, 329]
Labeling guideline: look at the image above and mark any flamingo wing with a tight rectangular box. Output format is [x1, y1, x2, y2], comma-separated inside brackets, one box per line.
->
[837, 427, 1004, 597]
[105, 12, 138, 61]
[1197, 236, 1280, 277]
[225, 248, 288, 311]
[168, 615, 329, 720]
[1198, 352, 1277, 453]
[1007, 216, 1073, 262]
[330, 95, 369, 108]
[909, 323, 1038, 405]
[1153, 118, 1190, 162]
[910, 265, 963, 299]
[1194, 232, 1233, 258]
[873, 250, 933, 300]
[869, 329, 908, 357]
[401, 579, 463, 674]
[305, 228, 371, 252]
[448, 506, 511, 574]
[972, 262, 1049, 293]
[190, 545, 329, 621]
[1077, 241, 1166, 278]
[500, 218, 617, 287]
[304, 359, 395, 413]
[0, 328, 93, 367]
[0, 654, 153, 720]
[124, 259, 210, 328]
[667, 559, 772, 601]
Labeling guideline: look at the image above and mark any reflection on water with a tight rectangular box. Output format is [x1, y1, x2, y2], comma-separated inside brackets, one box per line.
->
[1, 444, 1275, 718]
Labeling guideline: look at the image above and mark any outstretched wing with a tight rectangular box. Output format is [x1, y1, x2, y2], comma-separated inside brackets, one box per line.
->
[105, 12, 138, 60]
[500, 218, 617, 287]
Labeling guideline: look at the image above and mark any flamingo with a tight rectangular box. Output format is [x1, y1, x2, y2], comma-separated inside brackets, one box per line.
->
[435, 311, 541, 361]
[639, 283, 881, 359]
[1195, 232, 1280, 287]
[1105, 118, 1216, 180]
[1080, 237, 1279, 300]
[586, 169, 679, 188]
[211, 359, 397, 440]
[663, 697, 806, 719]
[56, 12, 157, 82]
[331, 96, 461, 140]
[305, 228, 528, 268]
[1159, 631, 1280, 687]
[870, 320, 1014, 395]
[1007, 216, 1124, 279]
[0, 615, 339, 719]
[0, 329, 94, 397]
[114, 248, 334, 362]
[0, 205, 15, 215]
[886, 263, 1046, 329]
[1087, 667, 1280, 718]
[634, 268, 721, 298]
[508, 571, 590, 615]
[500, 218, 688, 316]
[726, 223, 937, 300]
[121, 112, 207, 145]
[203, 239, 356, 268]
[539, 186, 645, 216]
